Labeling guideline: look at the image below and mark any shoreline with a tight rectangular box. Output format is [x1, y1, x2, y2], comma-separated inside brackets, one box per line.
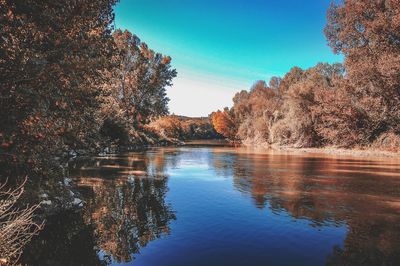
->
[75, 140, 400, 159]
[280, 147, 400, 159]
[273, 146, 400, 159]
[236, 140, 400, 159]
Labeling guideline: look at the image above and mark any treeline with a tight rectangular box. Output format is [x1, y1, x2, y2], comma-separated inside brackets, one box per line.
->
[148, 115, 221, 142]
[0, 0, 176, 183]
[211, 1, 400, 151]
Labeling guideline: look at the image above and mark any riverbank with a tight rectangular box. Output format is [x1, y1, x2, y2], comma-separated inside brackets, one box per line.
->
[242, 143, 398, 158]
[277, 147, 400, 159]
[236, 138, 399, 158]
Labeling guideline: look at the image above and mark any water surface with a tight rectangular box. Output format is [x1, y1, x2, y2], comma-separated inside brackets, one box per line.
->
[22, 146, 400, 265]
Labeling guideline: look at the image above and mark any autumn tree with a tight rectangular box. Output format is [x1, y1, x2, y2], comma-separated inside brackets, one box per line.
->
[312, 79, 367, 147]
[217, 63, 362, 148]
[147, 115, 184, 140]
[325, 0, 400, 141]
[232, 80, 281, 144]
[211, 108, 237, 140]
[269, 76, 282, 90]
[277, 67, 304, 93]
[148, 116, 220, 141]
[101, 30, 177, 127]
[179, 117, 221, 140]
[0, 0, 118, 177]
[274, 63, 347, 147]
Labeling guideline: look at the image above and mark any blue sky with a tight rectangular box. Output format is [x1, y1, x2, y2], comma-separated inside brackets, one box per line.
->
[114, 0, 342, 117]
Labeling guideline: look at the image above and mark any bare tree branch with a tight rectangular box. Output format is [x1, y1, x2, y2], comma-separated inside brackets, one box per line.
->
[0, 176, 44, 265]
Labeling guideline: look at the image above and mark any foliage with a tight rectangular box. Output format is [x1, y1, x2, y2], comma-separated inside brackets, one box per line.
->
[212, 1, 400, 149]
[98, 29, 177, 145]
[211, 108, 237, 141]
[148, 115, 221, 141]
[371, 131, 400, 152]
[101, 30, 177, 127]
[233, 81, 281, 144]
[179, 116, 222, 140]
[325, 0, 400, 141]
[147, 116, 184, 140]
[0, 1, 177, 177]
[311, 79, 367, 147]
[0, 0, 118, 174]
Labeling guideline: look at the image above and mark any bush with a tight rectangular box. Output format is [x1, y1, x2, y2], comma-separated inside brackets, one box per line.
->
[371, 132, 400, 152]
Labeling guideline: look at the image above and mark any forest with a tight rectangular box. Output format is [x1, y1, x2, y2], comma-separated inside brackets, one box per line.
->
[211, 1, 400, 151]
[0, 0, 399, 263]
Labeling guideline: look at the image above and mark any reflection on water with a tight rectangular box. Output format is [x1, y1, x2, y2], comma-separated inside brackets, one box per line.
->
[22, 150, 176, 265]
[22, 147, 400, 265]
[213, 150, 400, 265]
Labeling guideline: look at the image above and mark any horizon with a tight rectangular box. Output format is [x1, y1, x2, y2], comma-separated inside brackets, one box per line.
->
[114, 0, 343, 117]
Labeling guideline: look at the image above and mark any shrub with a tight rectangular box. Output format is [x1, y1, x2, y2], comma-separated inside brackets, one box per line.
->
[371, 132, 400, 152]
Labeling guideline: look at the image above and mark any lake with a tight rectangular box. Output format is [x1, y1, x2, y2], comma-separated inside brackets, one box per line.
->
[21, 145, 400, 265]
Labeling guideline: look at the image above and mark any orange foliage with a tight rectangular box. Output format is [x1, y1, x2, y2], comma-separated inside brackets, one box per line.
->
[211, 109, 237, 140]
[148, 115, 220, 140]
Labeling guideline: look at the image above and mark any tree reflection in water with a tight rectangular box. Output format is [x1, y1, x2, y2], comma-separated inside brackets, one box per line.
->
[78, 176, 175, 263]
[22, 149, 176, 265]
[210, 149, 400, 265]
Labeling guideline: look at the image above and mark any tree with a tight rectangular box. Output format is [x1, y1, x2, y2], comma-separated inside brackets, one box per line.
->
[232, 80, 281, 144]
[269, 76, 282, 90]
[312, 81, 366, 147]
[147, 115, 184, 140]
[211, 109, 237, 140]
[325, 0, 400, 140]
[278, 67, 304, 93]
[220, 63, 362, 148]
[279, 63, 346, 147]
[102, 29, 177, 128]
[0, 0, 118, 175]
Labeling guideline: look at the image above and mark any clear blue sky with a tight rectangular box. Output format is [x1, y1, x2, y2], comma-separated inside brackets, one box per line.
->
[114, 0, 342, 117]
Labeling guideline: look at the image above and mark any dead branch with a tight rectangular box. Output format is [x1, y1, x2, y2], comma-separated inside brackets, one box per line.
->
[0, 176, 44, 265]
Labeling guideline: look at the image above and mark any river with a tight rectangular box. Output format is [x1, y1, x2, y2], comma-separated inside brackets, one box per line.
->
[21, 145, 400, 265]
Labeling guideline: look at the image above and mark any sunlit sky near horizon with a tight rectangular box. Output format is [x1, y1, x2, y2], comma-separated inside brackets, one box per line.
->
[114, 0, 343, 117]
